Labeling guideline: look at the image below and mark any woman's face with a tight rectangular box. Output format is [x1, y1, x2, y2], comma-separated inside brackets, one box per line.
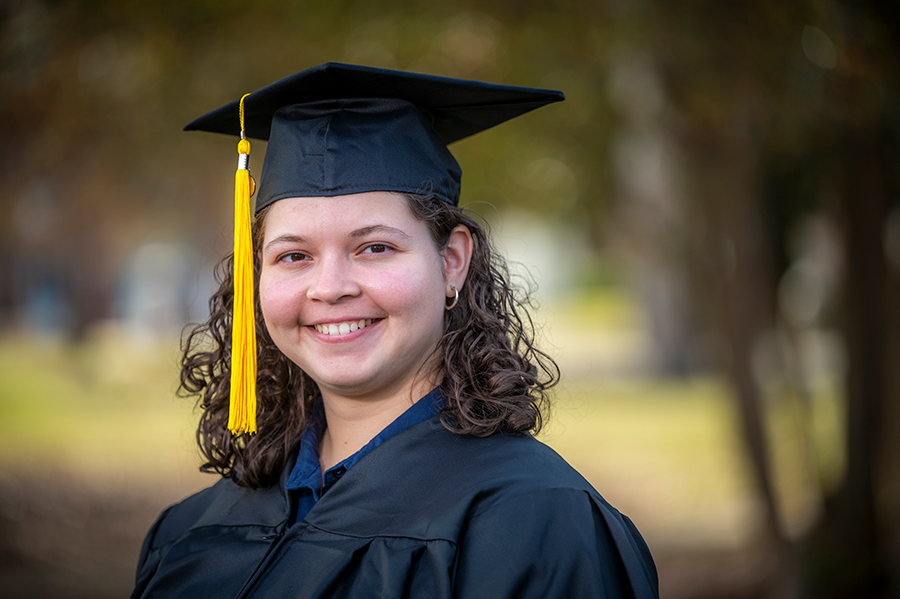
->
[259, 192, 470, 404]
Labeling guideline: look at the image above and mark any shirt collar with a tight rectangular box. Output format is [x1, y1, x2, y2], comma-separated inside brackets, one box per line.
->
[285, 387, 444, 493]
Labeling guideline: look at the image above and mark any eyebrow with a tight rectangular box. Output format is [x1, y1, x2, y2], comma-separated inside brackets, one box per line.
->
[263, 225, 411, 253]
[264, 234, 308, 253]
[349, 224, 412, 240]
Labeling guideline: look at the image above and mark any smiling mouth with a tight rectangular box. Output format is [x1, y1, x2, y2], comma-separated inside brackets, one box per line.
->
[313, 319, 378, 336]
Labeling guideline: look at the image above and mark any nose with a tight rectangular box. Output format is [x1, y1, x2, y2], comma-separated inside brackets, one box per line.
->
[306, 254, 360, 304]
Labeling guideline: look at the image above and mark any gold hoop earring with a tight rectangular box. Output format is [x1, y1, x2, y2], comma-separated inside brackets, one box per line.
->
[445, 285, 459, 310]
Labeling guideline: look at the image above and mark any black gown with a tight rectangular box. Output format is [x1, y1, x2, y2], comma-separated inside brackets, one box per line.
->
[132, 416, 659, 598]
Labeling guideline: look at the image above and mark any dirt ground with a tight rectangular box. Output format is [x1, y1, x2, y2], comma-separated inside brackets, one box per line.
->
[0, 470, 783, 599]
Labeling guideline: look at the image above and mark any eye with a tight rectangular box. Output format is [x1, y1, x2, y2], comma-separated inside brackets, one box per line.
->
[278, 251, 310, 263]
[362, 244, 390, 254]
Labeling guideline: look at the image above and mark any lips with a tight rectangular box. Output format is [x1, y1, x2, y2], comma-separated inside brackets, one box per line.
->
[312, 318, 377, 336]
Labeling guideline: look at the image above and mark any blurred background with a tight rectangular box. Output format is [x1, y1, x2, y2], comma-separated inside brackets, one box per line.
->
[1, 0, 898, 597]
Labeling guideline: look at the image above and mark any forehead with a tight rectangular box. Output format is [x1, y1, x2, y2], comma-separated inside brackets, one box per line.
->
[261, 192, 420, 239]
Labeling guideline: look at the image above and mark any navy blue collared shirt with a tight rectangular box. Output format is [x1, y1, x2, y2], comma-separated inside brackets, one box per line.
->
[285, 387, 444, 524]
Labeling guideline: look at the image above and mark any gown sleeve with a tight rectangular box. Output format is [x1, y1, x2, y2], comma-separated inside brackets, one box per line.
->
[131, 505, 175, 599]
[452, 487, 659, 599]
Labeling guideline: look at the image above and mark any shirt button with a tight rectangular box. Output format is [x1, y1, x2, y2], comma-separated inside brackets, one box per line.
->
[333, 467, 346, 478]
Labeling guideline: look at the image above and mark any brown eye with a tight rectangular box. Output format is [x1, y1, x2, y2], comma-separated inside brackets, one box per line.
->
[280, 252, 309, 262]
[365, 244, 388, 254]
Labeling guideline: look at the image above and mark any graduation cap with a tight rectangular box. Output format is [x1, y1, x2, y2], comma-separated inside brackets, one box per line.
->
[184, 62, 564, 434]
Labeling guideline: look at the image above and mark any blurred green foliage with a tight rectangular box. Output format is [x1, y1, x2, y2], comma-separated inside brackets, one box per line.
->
[2, 0, 898, 595]
[0, 332, 197, 479]
[0, 326, 843, 551]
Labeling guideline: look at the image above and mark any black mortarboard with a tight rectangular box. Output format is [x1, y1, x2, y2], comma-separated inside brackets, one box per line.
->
[184, 62, 565, 209]
[184, 62, 563, 435]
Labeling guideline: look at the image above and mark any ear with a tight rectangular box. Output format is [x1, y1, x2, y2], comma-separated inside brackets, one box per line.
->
[442, 225, 473, 295]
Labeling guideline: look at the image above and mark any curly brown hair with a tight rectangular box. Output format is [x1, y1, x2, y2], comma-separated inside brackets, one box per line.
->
[179, 193, 559, 489]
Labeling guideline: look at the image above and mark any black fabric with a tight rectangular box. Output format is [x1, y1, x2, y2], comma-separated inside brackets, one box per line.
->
[183, 62, 564, 208]
[183, 63, 564, 144]
[132, 417, 658, 599]
[255, 98, 461, 211]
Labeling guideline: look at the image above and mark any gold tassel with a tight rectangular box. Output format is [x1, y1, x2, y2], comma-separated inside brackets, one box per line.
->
[228, 93, 258, 435]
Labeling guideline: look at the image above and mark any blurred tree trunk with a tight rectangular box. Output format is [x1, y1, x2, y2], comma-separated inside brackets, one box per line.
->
[677, 119, 785, 544]
[645, 0, 798, 548]
[795, 1, 899, 596]
[717, 184, 784, 545]
[797, 112, 891, 599]
[885, 218, 900, 599]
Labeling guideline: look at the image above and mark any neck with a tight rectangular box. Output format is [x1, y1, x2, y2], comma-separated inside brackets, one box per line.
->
[317, 375, 438, 472]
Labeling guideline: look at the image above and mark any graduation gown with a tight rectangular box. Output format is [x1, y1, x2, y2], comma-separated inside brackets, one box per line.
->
[132, 416, 659, 598]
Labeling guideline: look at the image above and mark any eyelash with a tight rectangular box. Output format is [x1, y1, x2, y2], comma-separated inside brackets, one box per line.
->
[278, 252, 309, 263]
[276, 244, 392, 263]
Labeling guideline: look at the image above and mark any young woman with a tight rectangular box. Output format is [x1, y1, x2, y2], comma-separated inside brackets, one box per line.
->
[131, 63, 658, 599]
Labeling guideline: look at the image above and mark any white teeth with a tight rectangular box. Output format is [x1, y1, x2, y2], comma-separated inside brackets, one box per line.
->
[314, 319, 374, 336]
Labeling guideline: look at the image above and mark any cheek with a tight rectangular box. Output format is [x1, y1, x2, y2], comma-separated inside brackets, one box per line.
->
[368, 263, 445, 320]
[258, 273, 301, 326]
